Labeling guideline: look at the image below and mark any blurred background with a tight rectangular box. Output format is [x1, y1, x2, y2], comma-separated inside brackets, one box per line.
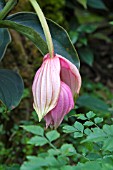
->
[0, 0, 113, 166]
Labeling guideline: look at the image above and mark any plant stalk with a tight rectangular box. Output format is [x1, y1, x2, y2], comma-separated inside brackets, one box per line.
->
[29, 0, 54, 58]
[0, 0, 18, 20]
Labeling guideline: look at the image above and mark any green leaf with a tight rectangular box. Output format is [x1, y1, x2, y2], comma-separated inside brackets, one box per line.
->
[75, 8, 103, 24]
[63, 125, 76, 133]
[0, 69, 24, 110]
[103, 137, 113, 152]
[61, 166, 75, 170]
[92, 33, 112, 43]
[77, 0, 87, 9]
[78, 47, 94, 66]
[20, 156, 48, 170]
[45, 156, 59, 167]
[84, 128, 92, 135]
[74, 161, 102, 170]
[48, 149, 60, 156]
[86, 153, 101, 161]
[69, 31, 79, 44]
[82, 124, 113, 152]
[84, 121, 94, 126]
[79, 37, 87, 46]
[103, 125, 113, 151]
[60, 144, 76, 156]
[74, 131, 83, 138]
[94, 117, 103, 124]
[77, 24, 98, 34]
[46, 130, 60, 142]
[0, 12, 80, 69]
[21, 125, 44, 136]
[82, 127, 106, 143]
[77, 94, 109, 112]
[77, 114, 87, 120]
[74, 121, 84, 132]
[86, 111, 96, 119]
[87, 0, 107, 10]
[0, 28, 11, 61]
[27, 136, 48, 146]
[103, 124, 113, 135]
[102, 158, 113, 170]
[63, 122, 84, 138]
[0, 1, 11, 61]
[63, 122, 84, 135]
[3, 14, 48, 55]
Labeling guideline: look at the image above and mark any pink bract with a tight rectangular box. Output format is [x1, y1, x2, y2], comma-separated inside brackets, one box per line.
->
[32, 53, 81, 128]
[44, 82, 74, 129]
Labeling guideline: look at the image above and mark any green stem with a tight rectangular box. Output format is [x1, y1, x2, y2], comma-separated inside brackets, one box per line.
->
[44, 136, 58, 151]
[0, 0, 18, 20]
[29, 0, 54, 58]
[47, 140, 57, 150]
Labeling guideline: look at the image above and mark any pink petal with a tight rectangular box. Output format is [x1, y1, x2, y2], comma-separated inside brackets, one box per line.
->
[44, 113, 53, 128]
[44, 82, 74, 129]
[32, 54, 61, 121]
[57, 54, 81, 96]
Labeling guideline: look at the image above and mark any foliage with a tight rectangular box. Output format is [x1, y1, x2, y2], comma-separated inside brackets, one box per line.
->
[0, 69, 24, 110]
[18, 111, 113, 169]
[67, 0, 113, 66]
[0, 79, 112, 169]
[0, 0, 24, 110]
[0, 28, 11, 61]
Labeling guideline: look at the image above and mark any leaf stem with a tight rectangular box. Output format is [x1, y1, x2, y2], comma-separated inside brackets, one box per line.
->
[47, 140, 57, 150]
[29, 0, 54, 58]
[0, 0, 18, 20]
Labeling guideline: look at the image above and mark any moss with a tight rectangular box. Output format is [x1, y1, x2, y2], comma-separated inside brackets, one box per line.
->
[11, 0, 32, 13]
[38, 0, 66, 25]
[10, 0, 67, 26]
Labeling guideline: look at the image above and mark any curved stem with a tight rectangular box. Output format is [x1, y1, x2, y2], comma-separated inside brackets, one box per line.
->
[29, 0, 54, 58]
[0, 0, 18, 20]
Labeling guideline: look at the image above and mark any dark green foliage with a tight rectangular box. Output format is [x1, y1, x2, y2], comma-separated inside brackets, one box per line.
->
[6, 12, 79, 68]
[0, 69, 24, 110]
[77, 94, 109, 112]
[87, 0, 107, 10]
[0, 0, 11, 61]
[0, 29, 11, 61]
[67, 0, 112, 66]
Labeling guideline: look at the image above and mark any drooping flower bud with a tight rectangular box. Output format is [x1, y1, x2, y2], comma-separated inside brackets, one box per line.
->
[32, 53, 81, 128]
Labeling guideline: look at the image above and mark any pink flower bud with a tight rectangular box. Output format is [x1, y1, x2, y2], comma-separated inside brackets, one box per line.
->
[32, 53, 81, 128]
[44, 82, 74, 129]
